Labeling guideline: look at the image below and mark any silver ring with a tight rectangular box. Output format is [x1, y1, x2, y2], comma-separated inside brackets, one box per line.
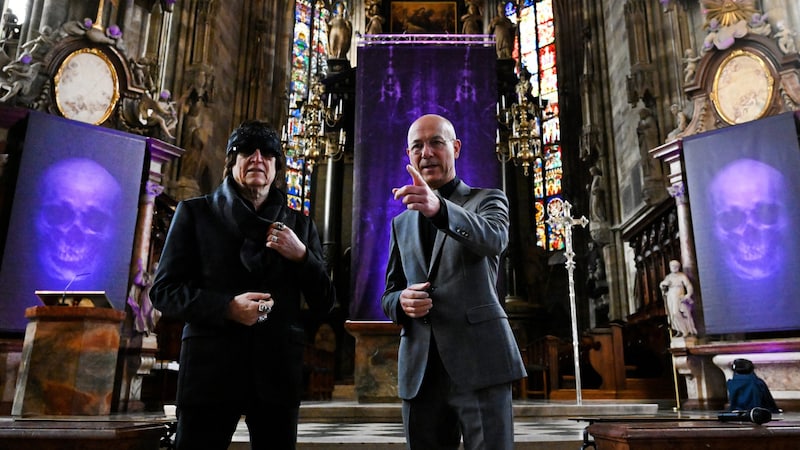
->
[271, 235, 278, 243]
[257, 315, 268, 323]
[276, 222, 285, 231]
[258, 303, 269, 313]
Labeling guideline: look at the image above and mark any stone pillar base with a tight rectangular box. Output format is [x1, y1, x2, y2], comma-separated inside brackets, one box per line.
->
[344, 320, 401, 403]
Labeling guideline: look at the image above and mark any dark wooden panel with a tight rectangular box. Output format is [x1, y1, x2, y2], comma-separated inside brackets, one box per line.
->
[0, 419, 168, 450]
[588, 420, 800, 450]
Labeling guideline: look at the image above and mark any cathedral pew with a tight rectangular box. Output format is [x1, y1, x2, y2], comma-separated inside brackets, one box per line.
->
[548, 321, 675, 400]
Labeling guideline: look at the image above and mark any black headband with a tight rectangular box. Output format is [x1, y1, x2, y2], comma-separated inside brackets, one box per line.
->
[226, 121, 282, 159]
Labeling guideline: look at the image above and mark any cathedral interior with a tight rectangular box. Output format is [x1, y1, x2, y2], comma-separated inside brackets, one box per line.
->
[0, 0, 799, 448]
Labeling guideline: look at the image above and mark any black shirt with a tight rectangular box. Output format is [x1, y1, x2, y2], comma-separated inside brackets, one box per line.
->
[419, 177, 460, 264]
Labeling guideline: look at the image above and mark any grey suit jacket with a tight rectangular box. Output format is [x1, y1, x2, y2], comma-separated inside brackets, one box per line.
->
[382, 181, 527, 399]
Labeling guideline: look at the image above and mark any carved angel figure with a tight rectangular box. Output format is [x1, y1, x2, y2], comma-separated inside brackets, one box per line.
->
[0, 54, 42, 102]
[775, 22, 797, 54]
[137, 90, 177, 139]
[748, 13, 771, 36]
[20, 25, 60, 57]
[667, 103, 689, 141]
[683, 48, 701, 83]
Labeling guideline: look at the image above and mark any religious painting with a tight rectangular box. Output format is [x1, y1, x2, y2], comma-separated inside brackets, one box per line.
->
[682, 112, 800, 335]
[53, 48, 120, 125]
[710, 49, 775, 125]
[0, 111, 146, 332]
[390, 1, 457, 34]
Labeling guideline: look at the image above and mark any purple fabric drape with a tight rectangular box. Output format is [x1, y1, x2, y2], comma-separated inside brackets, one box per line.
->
[350, 43, 500, 320]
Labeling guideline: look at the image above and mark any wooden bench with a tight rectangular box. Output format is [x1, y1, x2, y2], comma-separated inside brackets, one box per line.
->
[587, 419, 800, 450]
[528, 321, 675, 400]
[0, 418, 169, 450]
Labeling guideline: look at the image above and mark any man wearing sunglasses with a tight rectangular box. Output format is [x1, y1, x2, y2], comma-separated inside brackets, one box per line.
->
[151, 120, 334, 450]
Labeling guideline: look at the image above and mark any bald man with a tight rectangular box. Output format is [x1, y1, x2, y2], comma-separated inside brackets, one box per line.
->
[382, 114, 526, 450]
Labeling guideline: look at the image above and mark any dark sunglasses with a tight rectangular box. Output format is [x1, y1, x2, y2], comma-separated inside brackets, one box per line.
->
[231, 142, 279, 159]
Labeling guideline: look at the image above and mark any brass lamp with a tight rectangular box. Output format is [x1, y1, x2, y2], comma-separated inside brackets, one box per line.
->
[283, 79, 345, 162]
[496, 72, 542, 176]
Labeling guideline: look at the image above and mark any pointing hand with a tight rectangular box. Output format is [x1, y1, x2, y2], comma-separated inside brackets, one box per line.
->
[392, 165, 441, 217]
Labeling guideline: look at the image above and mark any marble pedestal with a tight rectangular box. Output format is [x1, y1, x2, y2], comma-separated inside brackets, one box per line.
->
[344, 321, 401, 403]
[713, 351, 800, 407]
[674, 338, 800, 410]
[12, 306, 126, 416]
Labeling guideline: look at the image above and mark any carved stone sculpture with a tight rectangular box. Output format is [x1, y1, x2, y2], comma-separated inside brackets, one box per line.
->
[587, 165, 606, 223]
[683, 48, 701, 83]
[636, 107, 659, 177]
[0, 54, 42, 103]
[461, 0, 482, 35]
[660, 260, 697, 337]
[489, 3, 514, 59]
[327, 2, 352, 60]
[365, 1, 385, 35]
[137, 90, 177, 139]
[775, 22, 797, 54]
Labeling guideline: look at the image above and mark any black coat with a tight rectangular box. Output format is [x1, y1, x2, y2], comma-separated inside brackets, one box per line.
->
[151, 177, 334, 408]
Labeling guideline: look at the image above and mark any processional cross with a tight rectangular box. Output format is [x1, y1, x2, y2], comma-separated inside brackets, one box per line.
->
[546, 200, 589, 405]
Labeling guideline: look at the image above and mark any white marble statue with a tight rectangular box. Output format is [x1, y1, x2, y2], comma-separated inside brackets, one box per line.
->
[660, 260, 697, 337]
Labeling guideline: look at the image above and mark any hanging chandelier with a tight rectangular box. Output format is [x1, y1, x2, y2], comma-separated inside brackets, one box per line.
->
[282, 79, 345, 162]
[496, 72, 543, 176]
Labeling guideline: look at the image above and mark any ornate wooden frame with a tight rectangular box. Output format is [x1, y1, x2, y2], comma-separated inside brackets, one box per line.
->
[679, 35, 800, 138]
[43, 36, 144, 127]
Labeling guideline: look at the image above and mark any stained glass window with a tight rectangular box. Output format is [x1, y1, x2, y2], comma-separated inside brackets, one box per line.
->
[290, 0, 313, 109]
[517, 5, 537, 76]
[311, 2, 330, 77]
[537, 20, 555, 46]
[287, 0, 330, 215]
[509, 0, 563, 250]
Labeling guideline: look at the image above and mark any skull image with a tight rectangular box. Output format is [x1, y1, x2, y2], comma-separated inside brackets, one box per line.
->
[708, 158, 788, 280]
[35, 158, 121, 282]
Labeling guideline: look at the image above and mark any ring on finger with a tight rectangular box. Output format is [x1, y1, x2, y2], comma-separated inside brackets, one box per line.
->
[258, 303, 271, 313]
[276, 222, 285, 231]
[257, 315, 268, 323]
[271, 235, 278, 243]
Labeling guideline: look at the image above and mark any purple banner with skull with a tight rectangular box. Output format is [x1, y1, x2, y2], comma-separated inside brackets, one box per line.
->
[683, 111, 800, 335]
[349, 42, 500, 320]
[0, 111, 146, 332]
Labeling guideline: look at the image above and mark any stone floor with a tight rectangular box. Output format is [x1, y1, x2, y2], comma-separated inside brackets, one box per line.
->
[10, 385, 775, 450]
[223, 389, 799, 450]
[2, 395, 793, 450]
[275, 417, 590, 450]
[228, 396, 672, 450]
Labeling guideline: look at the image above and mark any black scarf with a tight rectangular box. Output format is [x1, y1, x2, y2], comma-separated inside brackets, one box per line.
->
[208, 177, 287, 274]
